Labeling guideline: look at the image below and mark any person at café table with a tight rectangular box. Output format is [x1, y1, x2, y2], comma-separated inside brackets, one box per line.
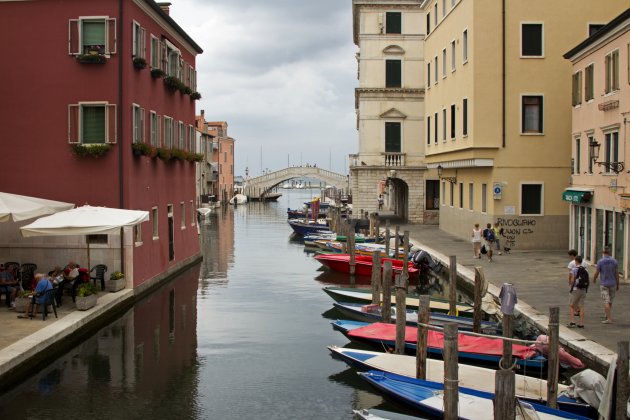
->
[0, 264, 18, 309]
[18, 273, 53, 319]
[49, 266, 65, 306]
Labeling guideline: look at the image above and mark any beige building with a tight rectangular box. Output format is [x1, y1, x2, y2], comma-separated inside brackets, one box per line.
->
[350, 0, 437, 223]
[564, 8, 630, 276]
[421, 0, 628, 249]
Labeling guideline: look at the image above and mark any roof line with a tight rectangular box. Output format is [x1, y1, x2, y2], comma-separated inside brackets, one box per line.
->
[563, 7, 630, 59]
[146, 0, 203, 54]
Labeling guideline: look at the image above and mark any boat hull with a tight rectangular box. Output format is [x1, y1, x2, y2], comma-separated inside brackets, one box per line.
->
[315, 254, 419, 279]
[287, 220, 331, 236]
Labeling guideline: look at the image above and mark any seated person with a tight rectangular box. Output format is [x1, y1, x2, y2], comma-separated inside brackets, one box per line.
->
[49, 266, 65, 306]
[72, 268, 90, 303]
[18, 273, 53, 319]
[0, 264, 19, 308]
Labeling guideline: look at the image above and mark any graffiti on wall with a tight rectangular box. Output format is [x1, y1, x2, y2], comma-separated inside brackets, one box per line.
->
[495, 218, 537, 248]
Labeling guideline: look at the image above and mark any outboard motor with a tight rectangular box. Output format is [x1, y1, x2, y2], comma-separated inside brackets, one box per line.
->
[410, 249, 443, 294]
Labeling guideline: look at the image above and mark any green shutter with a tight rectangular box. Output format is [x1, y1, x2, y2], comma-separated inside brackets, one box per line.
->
[386, 12, 401, 34]
[82, 106, 105, 144]
[82, 20, 105, 47]
[385, 122, 401, 152]
[386, 60, 401, 88]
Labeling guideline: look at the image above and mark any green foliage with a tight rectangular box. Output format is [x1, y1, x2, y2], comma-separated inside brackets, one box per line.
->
[71, 144, 111, 158]
[76, 54, 106, 64]
[17, 290, 32, 298]
[190, 92, 202, 100]
[131, 142, 156, 157]
[157, 147, 172, 160]
[132, 57, 147, 69]
[164, 76, 185, 91]
[77, 283, 97, 297]
[171, 148, 187, 161]
[110, 271, 124, 280]
[150, 68, 165, 78]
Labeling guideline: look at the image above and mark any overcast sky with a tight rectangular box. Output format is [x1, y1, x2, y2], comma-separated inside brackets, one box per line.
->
[170, 0, 358, 177]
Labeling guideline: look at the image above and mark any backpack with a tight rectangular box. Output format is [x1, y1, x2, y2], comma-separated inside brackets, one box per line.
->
[573, 266, 589, 292]
[485, 229, 495, 242]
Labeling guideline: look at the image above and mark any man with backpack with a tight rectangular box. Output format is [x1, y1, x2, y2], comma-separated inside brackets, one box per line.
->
[482, 223, 495, 262]
[567, 255, 588, 328]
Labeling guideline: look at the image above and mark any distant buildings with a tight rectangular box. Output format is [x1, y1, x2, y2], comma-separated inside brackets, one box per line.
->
[0, 0, 203, 287]
[564, 8, 630, 275]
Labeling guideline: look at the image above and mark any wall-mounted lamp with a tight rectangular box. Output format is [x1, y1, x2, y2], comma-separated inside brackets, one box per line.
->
[591, 139, 625, 173]
[437, 164, 457, 184]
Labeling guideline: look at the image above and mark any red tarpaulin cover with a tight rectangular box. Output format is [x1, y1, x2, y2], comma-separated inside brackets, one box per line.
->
[348, 322, 537, 360]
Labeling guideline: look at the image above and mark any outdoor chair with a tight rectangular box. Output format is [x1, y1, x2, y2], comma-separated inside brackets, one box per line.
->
[20, 263, 37, 291]
[40, 288, 58, 321]
[90, 264, 108, 291]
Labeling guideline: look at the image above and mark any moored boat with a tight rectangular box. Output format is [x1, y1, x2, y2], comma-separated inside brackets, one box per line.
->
[287, 219, 331, 236]
[315, 254, 419, 279]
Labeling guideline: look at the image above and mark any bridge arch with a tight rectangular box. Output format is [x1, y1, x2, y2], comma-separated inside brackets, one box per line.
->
[244, 167, 349, 198]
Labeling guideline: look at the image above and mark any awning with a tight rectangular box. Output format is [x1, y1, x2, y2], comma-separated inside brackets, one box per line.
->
[562, 189, 593, 204]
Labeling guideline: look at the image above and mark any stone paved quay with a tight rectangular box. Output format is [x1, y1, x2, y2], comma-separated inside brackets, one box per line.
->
[391, 219, 626, 371]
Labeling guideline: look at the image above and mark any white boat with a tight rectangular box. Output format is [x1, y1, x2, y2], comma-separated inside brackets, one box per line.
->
[228, 194, 248, 205]
[282, 182, 291, 189]
[197, 207, 212, 217]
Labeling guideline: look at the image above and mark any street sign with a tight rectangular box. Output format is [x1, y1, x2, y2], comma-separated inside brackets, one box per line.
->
[493, 183, 502, 200]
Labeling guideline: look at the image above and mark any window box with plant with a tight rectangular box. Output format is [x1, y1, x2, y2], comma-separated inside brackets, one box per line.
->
[133, 57, 147, 69]
[151, 68, 165, 78]
[156, 147, 172, 160]
[76, 53, 107, 64]
[71, 144, 112, 158]
[107, 271, 125, 292]
[131, 142, 156, 157]
[190, 92, 202, 100]
[164, 76, 185, 91]
[75, 283, 98, 311]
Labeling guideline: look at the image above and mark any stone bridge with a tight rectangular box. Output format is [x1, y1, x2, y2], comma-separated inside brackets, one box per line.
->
[244, 167, 348, 198]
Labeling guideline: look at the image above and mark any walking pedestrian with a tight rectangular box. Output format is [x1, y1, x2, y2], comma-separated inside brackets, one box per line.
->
[482, 223, 494, 262]
[493, 224, 503, 255]
[378, 194, 384, 211]
[471, 223, 482, 259]
[567, 255, 588, 328]
[593, 246, 619, 324]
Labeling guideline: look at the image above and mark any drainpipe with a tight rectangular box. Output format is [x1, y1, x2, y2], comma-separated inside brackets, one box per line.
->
[502, 0, 506, 148]
[118, 0, 125, 275]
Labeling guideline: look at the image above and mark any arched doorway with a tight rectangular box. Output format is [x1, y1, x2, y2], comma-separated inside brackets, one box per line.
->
[388, 178, 409, 221]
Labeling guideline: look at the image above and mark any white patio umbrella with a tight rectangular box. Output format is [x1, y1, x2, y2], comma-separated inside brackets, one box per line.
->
[0, 192, 74, 222]
[20, 205, 150, 268]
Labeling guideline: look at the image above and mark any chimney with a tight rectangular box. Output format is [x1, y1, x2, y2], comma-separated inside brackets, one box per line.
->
[201, 109, 204, 117]
[157, 2, 172, 15]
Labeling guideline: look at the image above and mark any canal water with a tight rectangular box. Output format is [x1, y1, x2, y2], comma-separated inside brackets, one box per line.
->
[0, 190, 427, 419]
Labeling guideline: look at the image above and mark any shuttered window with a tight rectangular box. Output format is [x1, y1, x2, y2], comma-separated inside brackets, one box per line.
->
[572, 71, 582, 106]
[385, 60, 401, 88]
[67, 103, 116, 145]
[164, 117, 173, 148]
[521, 23, 543, 57]
[68, 18, 116, 55]
[522, 95, 543, 134]
[427, 116, 431, 145]
[585, 64, 594, 101]
[132, 22, 146, 59]
[462, 98, 468, 136]
[605, 50, 619, 93]
[150, 36, 159, 68]
[385, 122, 401, 152]
[150, 112, 158, 146]
[132, 105, 145, 143]
[385, 12, 401, 34]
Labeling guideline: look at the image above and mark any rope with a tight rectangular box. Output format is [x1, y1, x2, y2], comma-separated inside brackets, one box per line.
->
[415, 321, 538, 345]
[499, 356, 518, 371]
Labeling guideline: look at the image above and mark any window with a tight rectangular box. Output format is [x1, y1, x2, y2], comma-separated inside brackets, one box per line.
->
[150, 35, 159, 68]
[462, 29, 468, 63]
[585, 64, 594, 101]
[442, 109, 446, 141]
[427, 62, 431, 87]
[442, 0, 446, 17]
[434, 4, 437, 26]
[132, 21, 146, 59]
[575, 137, 581, 174]
[604, 131, 619, 173]
[224, 151, 227, 162]
[605, 50, 619, 93]
[132, 104, 145, 143]
[152, 207, 159, 239]
[434, 56, 438, 83]
[189, 125, 195, 152]
[150, 111, 158, 146]
[574, 70, 587, 108]
[481, 183, 487, 213]
[427, 13, 431, 34]
[459, 182, 463, 208]
[521, 23, 543, 57]
[449, 182, 454, 206]
[521, 95, 543, 134]
[190, 200, 195, 226]
[462, 98, 468, 136]
[588, 24, 605, 36]
[386, 60, 401, 88]
[180, 202, 186, 229]
[521, 184, 543, 215]
[385, 122, 401, 152]
[468, 183, 473, 210]
[434, 112, 438, 143]
[385, 12, 401, 34]
[451, 40, 456, 71]
[165, 39, 181, 78]
[134, 223, 142, 245]
[427, 116, 431, 145]
[442, 49, 447, 78]
[164, 116, 173, 148]
[68, 18, 116, 56]
[587, 134, 594, 174]
[450, 104, 456, 139]
[68, 103, 116, 144]
[179, 121, 185, 149]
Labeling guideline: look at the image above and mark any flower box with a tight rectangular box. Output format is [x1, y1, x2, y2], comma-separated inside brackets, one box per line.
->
[107, 277, 125, 292]
[133, 57, 147, 69]
[76, 54, 106, 64]
[150, 68, 165, 78]
[75, 294, 97, 311]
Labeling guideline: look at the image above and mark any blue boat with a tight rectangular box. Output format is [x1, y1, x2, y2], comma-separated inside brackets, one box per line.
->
[287, 219, 331, 236]
[331, 320, 547, 370]
[359, 370, 591, 420]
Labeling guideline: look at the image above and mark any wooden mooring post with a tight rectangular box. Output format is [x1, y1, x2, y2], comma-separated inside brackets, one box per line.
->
[443, 323, 459, 419]
[401, 231, 409, 288]
[348, 230, 356, 277]
[494, 313, 515, 419]
[448, 255, 457, 316]
[394, 225, 400, 256]
[416, 295, 430, 380]
[547, 307, 560, 409]
[385, 221, 391, 257]
[394, 273, 407, 355]
[374, 216, 380, 241]
[371, 251, 381, 304]
[616, 341, 629, 419]
[381, 261, 392, 323]
[473, 267, 484, 333]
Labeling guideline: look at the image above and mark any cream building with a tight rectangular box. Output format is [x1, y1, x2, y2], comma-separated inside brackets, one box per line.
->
[350, 0, 436, 223]
[564, 8, 630, 276]
[421, 0, 628, 249]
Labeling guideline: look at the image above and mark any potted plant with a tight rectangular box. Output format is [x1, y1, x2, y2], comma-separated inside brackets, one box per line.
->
[107, 271, 125, 292]
[131, 142, 155, 157]
[132, 57, 147, 69]
[75, 283, 98, 311]
[150, 68, 165, 78]
[14, 290, 32, 313]
[171, 148, 186, 161]
[71, 144, 111, 158]
[156, 147, 172, 160]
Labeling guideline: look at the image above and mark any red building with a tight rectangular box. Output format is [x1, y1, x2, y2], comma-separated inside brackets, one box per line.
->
[206, 122, 235, 203]
[0, 0, 203, 287]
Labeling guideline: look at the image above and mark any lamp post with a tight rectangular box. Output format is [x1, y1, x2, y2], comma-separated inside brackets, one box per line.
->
[437, 164, 457, 184]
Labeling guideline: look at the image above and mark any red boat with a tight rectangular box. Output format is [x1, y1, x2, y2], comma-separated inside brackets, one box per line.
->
[314, 254, 419, 279]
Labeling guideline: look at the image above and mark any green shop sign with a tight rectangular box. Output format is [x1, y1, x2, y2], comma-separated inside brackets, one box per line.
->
[562, 190, 592, 203]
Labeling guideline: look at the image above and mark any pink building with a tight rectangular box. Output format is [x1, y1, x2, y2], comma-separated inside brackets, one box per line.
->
[0, 0, 203, 288]
[206, 122, 235, 203]
[564, 8, 630, 276]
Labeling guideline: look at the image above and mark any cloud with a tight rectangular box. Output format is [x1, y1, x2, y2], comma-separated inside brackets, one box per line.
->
[170, 0, 357, 175]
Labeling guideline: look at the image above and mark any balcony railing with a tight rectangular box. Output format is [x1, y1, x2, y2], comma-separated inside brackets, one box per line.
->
[382, 152, 405, 167]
